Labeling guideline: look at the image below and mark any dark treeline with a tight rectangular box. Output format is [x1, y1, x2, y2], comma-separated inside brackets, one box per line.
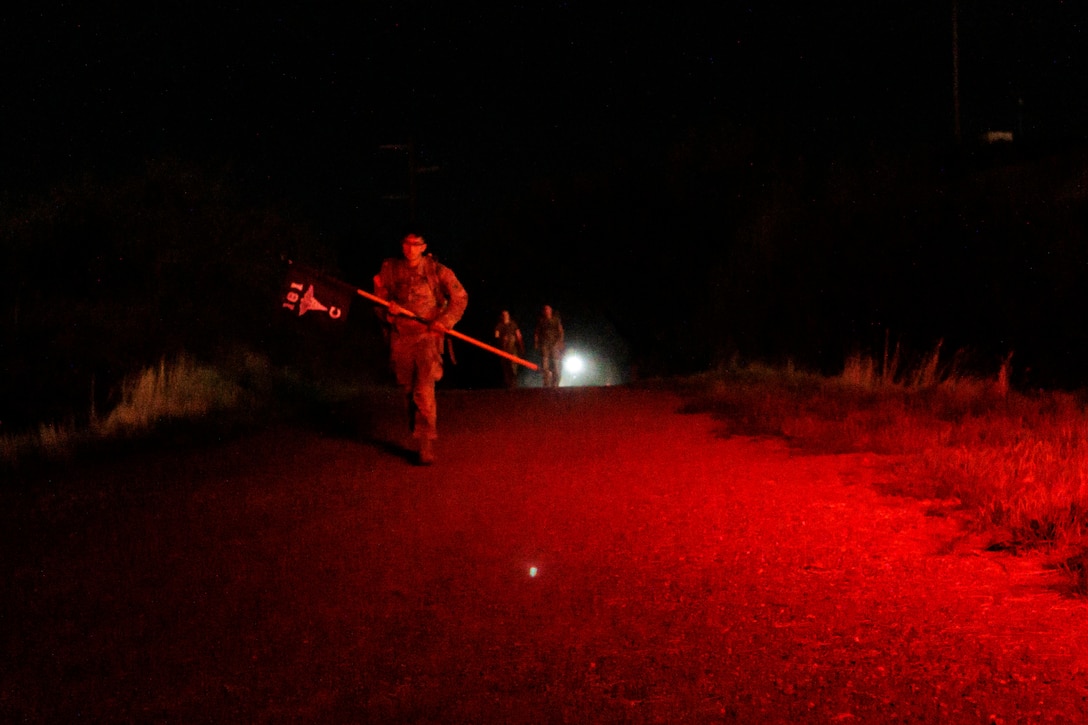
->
[452, 130, 1088, 389]
[0, 158, 383, 435]
[5, 135, 1088, 435]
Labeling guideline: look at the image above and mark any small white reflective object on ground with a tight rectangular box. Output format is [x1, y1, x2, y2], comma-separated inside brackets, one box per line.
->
[529, 566, 538, 577]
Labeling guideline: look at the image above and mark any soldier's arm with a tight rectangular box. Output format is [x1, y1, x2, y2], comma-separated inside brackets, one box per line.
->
[373, 268, 393, 322]
[433, 266, 468, 330]
[375, 263, 417, 319]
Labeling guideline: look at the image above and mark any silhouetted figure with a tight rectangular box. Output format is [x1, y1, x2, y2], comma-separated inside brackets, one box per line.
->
[494, 310, 525, 388]
[374, 233, 468, 464]
[534, 304, 565, 388]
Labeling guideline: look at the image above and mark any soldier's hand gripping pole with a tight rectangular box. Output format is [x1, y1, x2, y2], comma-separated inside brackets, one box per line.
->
[356, 287, 539, 371]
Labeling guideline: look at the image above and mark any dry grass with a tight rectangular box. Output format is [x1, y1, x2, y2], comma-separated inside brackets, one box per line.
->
[94, 355, 244, 435]
[0, 349, 369, 471]
[683, 345, 1088, 592]
[11, 342, 1088, 592]
[0, 421, 78, 466]
[1, 354, 256, 469]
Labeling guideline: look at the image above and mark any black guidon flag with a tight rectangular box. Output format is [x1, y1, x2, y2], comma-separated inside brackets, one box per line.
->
[281, 262, 354, 322]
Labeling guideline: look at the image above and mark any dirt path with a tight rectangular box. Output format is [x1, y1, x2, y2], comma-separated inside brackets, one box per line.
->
[4, 385, 1088, 723]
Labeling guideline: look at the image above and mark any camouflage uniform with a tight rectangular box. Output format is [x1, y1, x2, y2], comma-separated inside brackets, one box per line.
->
[493, 314, 524, 388]
[534, 308, 565, 388]
[374, 254, 468, 446]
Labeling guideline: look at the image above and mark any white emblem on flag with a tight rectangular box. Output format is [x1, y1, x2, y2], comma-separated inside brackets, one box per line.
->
[282, 281, 343, 319]
[298, 285, 329, 316]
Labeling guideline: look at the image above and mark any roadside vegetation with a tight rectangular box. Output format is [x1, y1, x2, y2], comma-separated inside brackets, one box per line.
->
[8, 337, 1088, 592]
[3, 352, 255, 468]
[0, 156, 381, 470]
[0, 348, 373, 471]
[678, 341, 1088, 594]
[7, 150, 1088, 594]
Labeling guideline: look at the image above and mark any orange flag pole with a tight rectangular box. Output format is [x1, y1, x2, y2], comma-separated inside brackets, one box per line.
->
[355, 287, 538, 371]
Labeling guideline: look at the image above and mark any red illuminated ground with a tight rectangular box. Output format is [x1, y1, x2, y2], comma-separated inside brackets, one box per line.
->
[4, 385, 1088, 722]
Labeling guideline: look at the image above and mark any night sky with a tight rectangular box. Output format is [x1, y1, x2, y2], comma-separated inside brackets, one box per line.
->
[4, 3, 1088, 386]
[6, 4, 1084, 185]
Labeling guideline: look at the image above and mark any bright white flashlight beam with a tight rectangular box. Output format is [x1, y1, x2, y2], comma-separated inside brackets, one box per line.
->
[563, 353, 585, 375]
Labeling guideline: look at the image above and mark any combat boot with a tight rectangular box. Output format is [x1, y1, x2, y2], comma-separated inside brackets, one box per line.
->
[418, 438, 435, 465]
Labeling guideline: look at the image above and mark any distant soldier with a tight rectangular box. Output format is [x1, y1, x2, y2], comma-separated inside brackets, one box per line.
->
[534, 304, 565, 388]
[374, 233, 468, 464]
[493, 310, 525, 388]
